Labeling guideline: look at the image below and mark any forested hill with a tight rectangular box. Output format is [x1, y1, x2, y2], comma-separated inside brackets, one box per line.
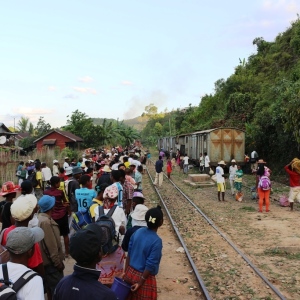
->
[141, 17, 300, 172]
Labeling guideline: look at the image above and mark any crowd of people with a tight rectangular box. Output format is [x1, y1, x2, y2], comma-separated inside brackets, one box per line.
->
[0, 147, 163, 300]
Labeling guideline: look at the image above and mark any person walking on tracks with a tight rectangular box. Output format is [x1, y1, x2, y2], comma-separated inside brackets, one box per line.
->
[154, 156, 164, 187]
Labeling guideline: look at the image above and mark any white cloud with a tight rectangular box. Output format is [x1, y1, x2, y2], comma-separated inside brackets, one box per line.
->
[79, 76, 94, 83]
[48, 86, 57, 91]
[64, 94, 79, 99]
[121, 80, 133, 86]
[73, 87, 97, 94]
[13, 107, 55, 115]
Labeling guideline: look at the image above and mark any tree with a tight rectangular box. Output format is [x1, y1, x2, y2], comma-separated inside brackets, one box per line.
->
[35, 117, 51, 137]
[144, 104, 158, 116]
[17, 117, 34, 133]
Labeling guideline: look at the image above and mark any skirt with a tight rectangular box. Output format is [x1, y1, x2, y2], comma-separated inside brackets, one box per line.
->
[97, 246, 125, 285]
[124, 266, 157, 300]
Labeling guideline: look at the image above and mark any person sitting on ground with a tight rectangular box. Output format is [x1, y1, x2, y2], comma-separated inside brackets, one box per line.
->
[0, 181, 20, 231]
[122, 201, 148, 252]
[44, 176, 70, 258]
[1, 185, 45, 278]
[38, 195, 65, 300]
[123, 206, 163, 300]
[0, 227, 45, 300]
[53, 224, 117, 300]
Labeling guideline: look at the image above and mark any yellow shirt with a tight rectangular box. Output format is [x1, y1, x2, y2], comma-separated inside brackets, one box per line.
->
[124, 162, 130, 168]
[89, 199, 103, 218]
[36, 171, 42, 188]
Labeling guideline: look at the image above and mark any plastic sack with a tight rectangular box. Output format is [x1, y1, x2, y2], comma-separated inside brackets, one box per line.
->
[279, 195, 289, 207]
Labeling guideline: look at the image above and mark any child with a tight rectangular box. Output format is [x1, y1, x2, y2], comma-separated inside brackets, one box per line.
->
[124, 206, 163, 300]
[166, 157, 172, 179]
[234, 165, 243, 201]
[126, 191, 145, 230]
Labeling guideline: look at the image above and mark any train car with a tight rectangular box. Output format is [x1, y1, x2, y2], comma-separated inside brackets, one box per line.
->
[158, 127, 245, 166]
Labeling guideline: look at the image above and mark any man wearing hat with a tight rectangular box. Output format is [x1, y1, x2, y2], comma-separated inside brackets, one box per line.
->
[0, 227, 45, 299]
[216, 160, 226, 202]
[96, 165, 112, 186]
[52, 160, 59, 176]
[38, 195, 65, 300]
[1, 194, 44, 278]
[63, 157, 70, 170]
[66, 166, 82, 213]
[53, 224, 117, 300]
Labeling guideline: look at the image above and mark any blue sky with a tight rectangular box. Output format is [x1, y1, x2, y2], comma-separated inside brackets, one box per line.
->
[0, 0, 299, 128]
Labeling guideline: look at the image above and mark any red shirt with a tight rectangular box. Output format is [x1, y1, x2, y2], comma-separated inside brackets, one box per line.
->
[44, 187, 67, 220]
[2, 225, 43, 268]
[284, 166, 300, 187]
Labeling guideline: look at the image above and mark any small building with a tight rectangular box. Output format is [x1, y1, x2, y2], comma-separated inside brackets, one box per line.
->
[33, 129, 83, 151]
[0, 123, 18, 145]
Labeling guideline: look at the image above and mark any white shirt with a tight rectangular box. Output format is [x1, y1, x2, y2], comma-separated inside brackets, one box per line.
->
[229, 165, 238, 180]
[94, 205, 127, 245]
[53, 165, 59, 176]
[0, 262, 44, 300]
[183, 156, 189, 164]
[63, 162, 69, 170]
[131, 159, 141, 167]
[41, 166, 52, 181]
[216, 166, 225, 183]
[204, 156, 210, 167]
[111, 163, 120, 170]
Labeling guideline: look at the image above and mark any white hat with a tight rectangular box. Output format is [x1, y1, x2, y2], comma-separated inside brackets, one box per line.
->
[64, 157, 69, 160]
[65, 167, 73, 176]
[102, 165, 111, 173]
[218, 160, 226, 165]
[53, 159, 58, 164]
[11, 194, 37, 221]
[131, 204, 148, 221]
[231, 159, 236, 163]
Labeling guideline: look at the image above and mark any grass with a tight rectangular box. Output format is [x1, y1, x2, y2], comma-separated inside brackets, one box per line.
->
[240, 206, 256, 212]
[264, 247, 300, 260]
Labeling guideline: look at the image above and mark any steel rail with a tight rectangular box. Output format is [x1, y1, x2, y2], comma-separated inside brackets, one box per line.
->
[146, 168, 212, 300]
[164, 173, 286, 300]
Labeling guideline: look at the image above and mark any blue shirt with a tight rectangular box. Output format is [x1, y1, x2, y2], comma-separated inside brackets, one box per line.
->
[53, 264, 116, 300]
[75, 188, 97, 211]
[128, 227, 162, 275]
[134, 171, 142, 190]
[155, 159, 163, 173]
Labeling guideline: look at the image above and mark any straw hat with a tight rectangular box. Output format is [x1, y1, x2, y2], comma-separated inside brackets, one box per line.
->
[218, 160, 226, 165]
[102, 165, 111, 173]
[258, 159, 266, 164]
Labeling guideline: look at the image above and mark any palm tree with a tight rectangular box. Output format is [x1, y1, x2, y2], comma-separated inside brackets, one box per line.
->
[17, 117, 34, 133]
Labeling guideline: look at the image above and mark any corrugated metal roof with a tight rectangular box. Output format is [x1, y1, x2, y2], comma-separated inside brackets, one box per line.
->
[33, 129, 83, 143]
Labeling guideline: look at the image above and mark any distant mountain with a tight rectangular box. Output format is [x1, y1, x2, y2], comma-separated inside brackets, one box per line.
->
[92, 115, 149, 131]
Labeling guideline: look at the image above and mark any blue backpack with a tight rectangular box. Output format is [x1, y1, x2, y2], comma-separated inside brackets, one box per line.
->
[71, 208, 92, 231]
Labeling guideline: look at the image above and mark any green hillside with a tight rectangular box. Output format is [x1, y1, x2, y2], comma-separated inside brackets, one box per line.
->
[92, 115, 149, 131]
[141, 17, 300, 172]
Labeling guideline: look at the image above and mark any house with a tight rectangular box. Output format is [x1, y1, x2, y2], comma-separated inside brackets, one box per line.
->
[33, 129, 83, 151]
[0, 123, 18, 145]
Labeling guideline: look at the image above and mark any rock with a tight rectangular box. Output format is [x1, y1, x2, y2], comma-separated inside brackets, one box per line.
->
[176, 247, 185, 253]
[177, 277, 188, 284]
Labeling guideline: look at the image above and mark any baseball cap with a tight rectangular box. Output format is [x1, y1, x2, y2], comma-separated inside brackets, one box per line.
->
[131, 204, 148, 221]
[6, 227, 44, 254]
[65, 166, 73, 176]
[38, 195, 55, 213]
[11, 194, 37, 221]
[70, 223, 103, 264]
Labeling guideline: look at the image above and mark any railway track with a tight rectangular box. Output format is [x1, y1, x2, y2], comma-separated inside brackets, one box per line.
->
[146, 162, 287, 300]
